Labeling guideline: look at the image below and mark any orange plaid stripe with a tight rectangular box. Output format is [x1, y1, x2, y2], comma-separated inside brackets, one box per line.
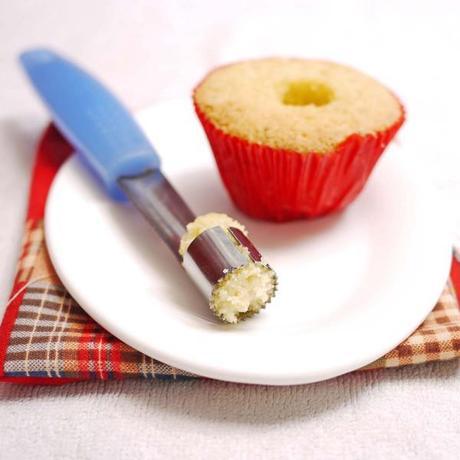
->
[17, 220, 44, 283]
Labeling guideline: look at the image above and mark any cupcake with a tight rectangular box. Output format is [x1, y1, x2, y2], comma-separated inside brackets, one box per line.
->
[193, 58, 405, 221]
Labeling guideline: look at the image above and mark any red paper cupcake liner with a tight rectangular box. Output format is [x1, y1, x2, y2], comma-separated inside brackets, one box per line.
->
[194, 102, 405, 221]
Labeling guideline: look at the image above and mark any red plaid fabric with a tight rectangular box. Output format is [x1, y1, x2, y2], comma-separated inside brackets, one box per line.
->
[0, 125, 459, 384]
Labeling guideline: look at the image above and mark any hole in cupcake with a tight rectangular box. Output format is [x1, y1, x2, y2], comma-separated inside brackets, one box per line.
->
[282, 80, 334, 106]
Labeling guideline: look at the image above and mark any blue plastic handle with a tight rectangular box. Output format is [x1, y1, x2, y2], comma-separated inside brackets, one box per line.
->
[19, 48, 161, 200]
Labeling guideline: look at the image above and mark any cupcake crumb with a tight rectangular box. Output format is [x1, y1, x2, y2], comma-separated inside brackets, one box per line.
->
[179, 213, 247, 257]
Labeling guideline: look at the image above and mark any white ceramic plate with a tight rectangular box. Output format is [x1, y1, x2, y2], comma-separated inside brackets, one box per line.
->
[45, 99, 453, 385]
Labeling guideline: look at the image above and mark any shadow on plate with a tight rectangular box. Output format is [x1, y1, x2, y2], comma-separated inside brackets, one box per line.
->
[170, 166, 346, 250]
[107, 204, 222, 326]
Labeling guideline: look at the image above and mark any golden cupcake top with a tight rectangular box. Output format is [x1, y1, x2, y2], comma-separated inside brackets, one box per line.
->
[194, 58, 402, 154]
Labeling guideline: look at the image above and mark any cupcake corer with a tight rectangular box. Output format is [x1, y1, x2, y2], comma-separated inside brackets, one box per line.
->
[20, 48, 277, 324]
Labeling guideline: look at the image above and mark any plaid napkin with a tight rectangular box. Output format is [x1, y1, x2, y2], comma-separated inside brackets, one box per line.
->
[1, 125, 460, 385]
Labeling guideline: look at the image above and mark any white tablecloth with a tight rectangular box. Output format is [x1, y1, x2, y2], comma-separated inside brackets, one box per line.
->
[1, 1, 459, 458]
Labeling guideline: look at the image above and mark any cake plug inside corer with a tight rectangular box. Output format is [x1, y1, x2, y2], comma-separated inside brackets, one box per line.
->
[20, 48, 277, 324]
[119, 172, 277, 324]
